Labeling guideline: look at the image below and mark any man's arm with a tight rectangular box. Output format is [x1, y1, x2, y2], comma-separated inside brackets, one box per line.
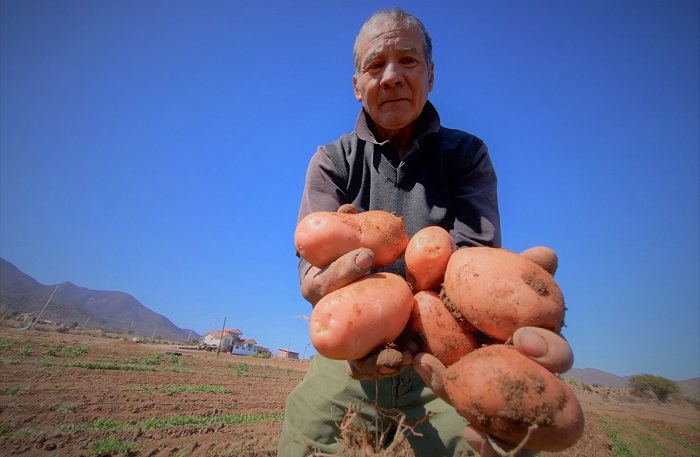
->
[449, 142, 502, 248]
[296, 146, 349, 285]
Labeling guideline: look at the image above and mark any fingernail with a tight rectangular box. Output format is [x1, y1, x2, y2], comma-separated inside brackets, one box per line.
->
[413, 361, 431, 379]
[516, 329, 548, 357]
[354, 250, 374, 269]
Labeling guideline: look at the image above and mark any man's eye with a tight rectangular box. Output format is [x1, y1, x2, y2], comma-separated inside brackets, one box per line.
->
[401, 57, 418, 66]
[368, 62, 384, 71]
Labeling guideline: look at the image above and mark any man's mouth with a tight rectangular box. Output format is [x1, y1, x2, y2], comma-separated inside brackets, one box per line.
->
[382, 98, 409, 105]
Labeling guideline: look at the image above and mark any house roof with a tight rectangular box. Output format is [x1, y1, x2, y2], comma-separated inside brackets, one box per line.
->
[205, 329, 242, 339]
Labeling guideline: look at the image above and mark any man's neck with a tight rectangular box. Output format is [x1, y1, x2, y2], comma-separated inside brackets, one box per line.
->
[370, 121, 417, 159]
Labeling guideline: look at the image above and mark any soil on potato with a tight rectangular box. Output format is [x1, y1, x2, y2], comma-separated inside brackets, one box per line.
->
[0, 323, 698, 457]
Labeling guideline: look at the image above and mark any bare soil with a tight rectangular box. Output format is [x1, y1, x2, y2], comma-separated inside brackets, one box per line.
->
[0, 325, 698, 456]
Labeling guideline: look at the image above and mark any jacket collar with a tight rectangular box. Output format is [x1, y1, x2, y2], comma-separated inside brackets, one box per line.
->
[354, 100, 441, 145]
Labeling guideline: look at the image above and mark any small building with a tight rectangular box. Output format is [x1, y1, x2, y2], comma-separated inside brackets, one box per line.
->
[255, 345, 270, 355]
[277, 348, 299, 360]
[200, 328, 242, 352]
[232, 338, 258, 356]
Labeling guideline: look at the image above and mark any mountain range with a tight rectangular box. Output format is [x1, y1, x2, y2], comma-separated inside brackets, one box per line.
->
[0, 257, 198, 341]
[562, 368, 700, 400]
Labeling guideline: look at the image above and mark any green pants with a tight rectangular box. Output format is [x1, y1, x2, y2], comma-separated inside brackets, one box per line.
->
[278, 354, 474, 456]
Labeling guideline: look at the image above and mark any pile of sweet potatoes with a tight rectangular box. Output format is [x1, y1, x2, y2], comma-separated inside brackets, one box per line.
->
[294, 209, 584, 452]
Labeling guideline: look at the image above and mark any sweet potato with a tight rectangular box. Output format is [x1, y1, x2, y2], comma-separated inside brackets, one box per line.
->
[442, 247, 565, 341]
[309, 272, 414, 360]
[444, 344, 584, 451]
[520, 245, 559, 276]
[405, 226, 456, 291]
[294, 210, 409, 269]
[409, 290, 478, 366]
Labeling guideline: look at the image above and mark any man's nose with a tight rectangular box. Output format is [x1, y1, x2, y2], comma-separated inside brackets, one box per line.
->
[380, 62, 404, 87]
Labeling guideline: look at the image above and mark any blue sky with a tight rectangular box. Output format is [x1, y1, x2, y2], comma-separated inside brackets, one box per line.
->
[1, 1, 698, 380]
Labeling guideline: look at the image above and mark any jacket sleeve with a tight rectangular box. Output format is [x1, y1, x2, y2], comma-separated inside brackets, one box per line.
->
[295, 146, 347, 283]
[449, 142, 502, 248]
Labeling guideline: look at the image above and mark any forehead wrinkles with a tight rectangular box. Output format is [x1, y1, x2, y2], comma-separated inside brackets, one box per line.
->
[360, 29, 422, 67]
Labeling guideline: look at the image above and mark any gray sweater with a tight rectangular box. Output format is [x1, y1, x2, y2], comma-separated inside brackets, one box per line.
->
[297, 101, 501, 280]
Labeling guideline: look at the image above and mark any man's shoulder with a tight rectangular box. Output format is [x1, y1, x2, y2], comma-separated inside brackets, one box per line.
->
[325, 132, 360, 151]
[432, 126, 484, 151]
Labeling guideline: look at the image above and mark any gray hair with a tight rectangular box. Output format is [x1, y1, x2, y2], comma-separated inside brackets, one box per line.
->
[353, 8, 433, 74]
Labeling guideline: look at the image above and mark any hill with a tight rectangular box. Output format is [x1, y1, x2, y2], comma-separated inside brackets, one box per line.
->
[563, 367, 700, 400]
[0, 257, 198, 341]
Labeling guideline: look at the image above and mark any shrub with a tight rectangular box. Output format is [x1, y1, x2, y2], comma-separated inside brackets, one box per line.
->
[629, 373, 681, 403]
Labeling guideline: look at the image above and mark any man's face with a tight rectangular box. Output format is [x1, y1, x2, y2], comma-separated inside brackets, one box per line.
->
[353, 24, 434, 135]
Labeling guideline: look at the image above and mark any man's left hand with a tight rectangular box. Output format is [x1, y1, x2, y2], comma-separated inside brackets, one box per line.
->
[413, 327, 574, 455]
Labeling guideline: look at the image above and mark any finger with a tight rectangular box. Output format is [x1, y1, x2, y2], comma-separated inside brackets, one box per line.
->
[413, 353, 451, 404]
[519, 246, 558, 276]
[512, 327, 574, 374]
[463, 426, 498, 457]
[301, 248, 375, 304]
[337, 204, 360, 214]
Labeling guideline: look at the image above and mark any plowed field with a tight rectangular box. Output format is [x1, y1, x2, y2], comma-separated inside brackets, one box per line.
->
[0, 325, 697, 456]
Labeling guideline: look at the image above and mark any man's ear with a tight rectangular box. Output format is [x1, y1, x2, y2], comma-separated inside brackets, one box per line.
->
[428, 62, 435, 92]
[352, 74, 363, 102]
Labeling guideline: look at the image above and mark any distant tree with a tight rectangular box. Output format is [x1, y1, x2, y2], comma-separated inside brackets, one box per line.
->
[629, 373, 680, 402]
[69, 322, 79, 330]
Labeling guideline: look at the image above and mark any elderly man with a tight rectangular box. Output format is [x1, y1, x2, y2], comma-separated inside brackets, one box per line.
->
[279, 8, 573, 457]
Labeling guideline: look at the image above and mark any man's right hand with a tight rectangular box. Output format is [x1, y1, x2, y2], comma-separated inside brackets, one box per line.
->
[300, 247, 375, 305]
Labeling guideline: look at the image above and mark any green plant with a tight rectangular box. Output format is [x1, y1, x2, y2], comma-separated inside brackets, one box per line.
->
[17, 344, 33, 356]
[89, 418, 120, 432]
[142, 353, 163, 365]
[635, 418, 700, 454]
[4, 385, 30, 396]
[43, 343, 65, 356]
[64, 344, 89, 357]
[629, 373, 681, 403]
[90, 436, 137, 456]
[66, 361, 157, 372]
[235, 362, 250, 373]
[162, 384, 228, 394]
[598, 416, 635, 457]
[0, 338, 14, 350]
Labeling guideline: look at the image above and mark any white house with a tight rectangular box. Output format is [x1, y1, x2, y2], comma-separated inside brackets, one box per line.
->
[232, 338, 258, 356]
[200, 328, 242, 352]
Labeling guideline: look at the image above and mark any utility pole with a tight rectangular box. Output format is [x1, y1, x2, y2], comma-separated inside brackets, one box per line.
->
[82, 316, 90, 330]
[216, 316, 227, 357]
[151, 324, 158, 340]
[0, 303, 11, 322]
[33, 284, 60, 329]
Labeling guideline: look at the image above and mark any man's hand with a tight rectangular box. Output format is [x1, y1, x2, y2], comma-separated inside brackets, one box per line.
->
[413, 327, 573, 456]
[300, 248, 375, 305]
[346, 339, 421, 380]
